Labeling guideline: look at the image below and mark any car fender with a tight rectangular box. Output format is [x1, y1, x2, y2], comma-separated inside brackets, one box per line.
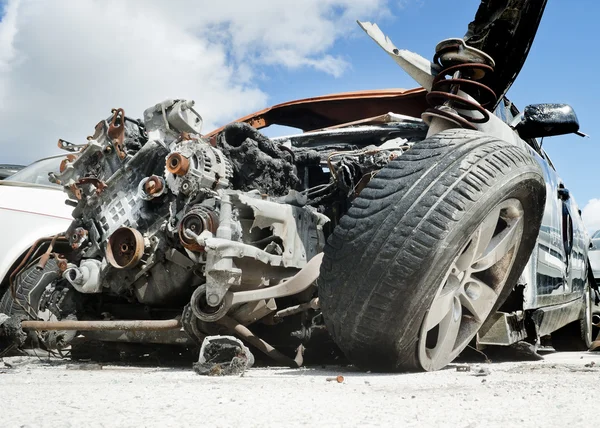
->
[0, 184, 72, 291]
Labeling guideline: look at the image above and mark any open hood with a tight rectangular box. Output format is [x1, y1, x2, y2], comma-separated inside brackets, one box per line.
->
[464, 0, 548, 105]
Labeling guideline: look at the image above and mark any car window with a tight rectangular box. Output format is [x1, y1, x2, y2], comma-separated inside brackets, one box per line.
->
[4, 157, 63, 188]
[493, 102, 508, 123]
[592, 230, 600, 239]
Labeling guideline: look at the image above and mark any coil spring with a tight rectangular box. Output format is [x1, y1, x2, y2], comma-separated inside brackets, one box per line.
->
[424, 44, 497, 130]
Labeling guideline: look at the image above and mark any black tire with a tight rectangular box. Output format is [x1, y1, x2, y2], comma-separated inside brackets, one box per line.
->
[319, 129, 546, 372]
[0, 259, 60, 319]
[552, 279, 593, 351]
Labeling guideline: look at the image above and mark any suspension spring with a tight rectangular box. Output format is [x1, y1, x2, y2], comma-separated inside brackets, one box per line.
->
[423, 39, 497, 130]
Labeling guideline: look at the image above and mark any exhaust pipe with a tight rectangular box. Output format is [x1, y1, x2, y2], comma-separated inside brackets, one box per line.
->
[592, 314, 600, 327]
[21, 319, 181, 331]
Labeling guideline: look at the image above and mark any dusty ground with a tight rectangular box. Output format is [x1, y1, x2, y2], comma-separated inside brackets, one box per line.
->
[1, 351, 598, 428]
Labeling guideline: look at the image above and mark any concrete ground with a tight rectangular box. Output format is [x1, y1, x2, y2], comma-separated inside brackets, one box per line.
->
[1, 351, 598, 428]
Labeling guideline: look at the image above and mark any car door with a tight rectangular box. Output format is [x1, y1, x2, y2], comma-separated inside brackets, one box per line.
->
[525, 149, 586, 308]
[564, 182, 588, 298]
[491, 100, 569, 309]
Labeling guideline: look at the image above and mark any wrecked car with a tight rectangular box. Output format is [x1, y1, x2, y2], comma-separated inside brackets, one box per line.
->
[0, 156, 74, 354]
[0, 158, 73, 310]
[0, 1, 595, 371]
[0, 157, 73, 282]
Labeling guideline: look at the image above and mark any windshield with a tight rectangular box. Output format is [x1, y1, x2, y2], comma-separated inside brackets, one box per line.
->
[4, 157, 63, 188]
[592, 230, 600, 239]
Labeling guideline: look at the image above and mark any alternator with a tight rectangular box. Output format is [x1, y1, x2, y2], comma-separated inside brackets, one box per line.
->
[165, 139, 232, 197]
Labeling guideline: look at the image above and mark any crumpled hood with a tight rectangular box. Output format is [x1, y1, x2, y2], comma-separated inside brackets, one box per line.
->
[464, 0, 548, 107]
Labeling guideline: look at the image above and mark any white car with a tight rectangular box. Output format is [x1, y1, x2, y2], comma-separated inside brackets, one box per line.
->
[0, 156, 73, 300]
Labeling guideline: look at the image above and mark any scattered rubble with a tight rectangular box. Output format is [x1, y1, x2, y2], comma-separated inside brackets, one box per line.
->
[0, 313, 25, 356]
[193, 335, 254, 376]
[0, 358, 14, 373]
[472, 367, 491, 377]
[66, 363, 103, 371]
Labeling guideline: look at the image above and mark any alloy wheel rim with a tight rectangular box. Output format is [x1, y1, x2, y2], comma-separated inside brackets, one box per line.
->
[418, 198, 525, 371]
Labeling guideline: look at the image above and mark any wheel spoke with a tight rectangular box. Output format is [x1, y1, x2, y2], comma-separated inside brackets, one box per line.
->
[473, 206, 502, 260]
[472, 215, 523, 272]
[455, 206, 501, 272]
[430, 297, 462, 364]
[459, 276, 498, 323]
[426, 276, 459, 330]
[455, 241, 476, 273]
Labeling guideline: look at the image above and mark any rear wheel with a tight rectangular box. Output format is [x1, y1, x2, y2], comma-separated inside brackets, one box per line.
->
[319, 129, 546, 372]
[552, 279, 594, 351]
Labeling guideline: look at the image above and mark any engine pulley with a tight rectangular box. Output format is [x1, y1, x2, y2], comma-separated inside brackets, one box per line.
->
[165, 140, 232, 197]
[178, 206, 219, 251]
[106, 227, 145, 269]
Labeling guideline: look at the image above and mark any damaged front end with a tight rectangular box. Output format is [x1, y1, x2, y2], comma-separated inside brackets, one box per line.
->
[8, 98, 427, 364]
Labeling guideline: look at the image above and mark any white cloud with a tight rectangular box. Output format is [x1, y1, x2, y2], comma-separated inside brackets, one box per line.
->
[582, 199, 600, 234]
[0, 0, 389, 164]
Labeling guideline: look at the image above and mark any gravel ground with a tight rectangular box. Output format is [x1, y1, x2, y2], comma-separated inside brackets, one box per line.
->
[1, 351, 598, 428]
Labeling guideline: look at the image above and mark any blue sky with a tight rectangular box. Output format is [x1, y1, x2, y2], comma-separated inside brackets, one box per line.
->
[256, 1, 598, 209]
[0, 0, 597, 216]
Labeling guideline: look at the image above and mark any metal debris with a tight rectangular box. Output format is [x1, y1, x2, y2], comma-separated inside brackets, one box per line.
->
[193, 335, 254, 376]
[0, 314, 25, 357]
[326, 375, 345, 383]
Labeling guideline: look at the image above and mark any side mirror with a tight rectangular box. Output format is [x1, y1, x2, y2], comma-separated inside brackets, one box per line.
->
[514, 103, 580, 139]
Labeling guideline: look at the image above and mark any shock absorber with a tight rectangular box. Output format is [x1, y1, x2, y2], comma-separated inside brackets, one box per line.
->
[422, 38, 497, 134]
